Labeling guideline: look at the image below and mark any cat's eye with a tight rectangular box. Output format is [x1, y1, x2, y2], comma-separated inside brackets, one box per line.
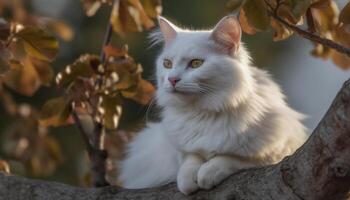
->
[189, 59, 204, 68]
[163, 59, 172, 69]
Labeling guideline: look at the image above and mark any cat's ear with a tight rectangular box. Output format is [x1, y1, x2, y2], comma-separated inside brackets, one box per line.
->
[211, 16, 241, 54]
[158, 16, 179, 46]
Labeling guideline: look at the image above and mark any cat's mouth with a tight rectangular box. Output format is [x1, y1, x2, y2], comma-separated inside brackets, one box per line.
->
[168, 88, 194, 95]
[171, 89, 189, 95]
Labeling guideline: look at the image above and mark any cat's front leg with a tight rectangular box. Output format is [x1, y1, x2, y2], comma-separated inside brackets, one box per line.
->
[177, 154, 204, 195]
[197, 155, 254, 190]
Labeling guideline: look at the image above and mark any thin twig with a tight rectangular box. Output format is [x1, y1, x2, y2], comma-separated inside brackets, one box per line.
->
[265, 0, 350, 57]
[100, 20, 113, 63]
[71, 111, 93, 153]
[88, 1, 116, 187]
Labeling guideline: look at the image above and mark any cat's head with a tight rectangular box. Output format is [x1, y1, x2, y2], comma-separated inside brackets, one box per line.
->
[153, 16, 254, 112]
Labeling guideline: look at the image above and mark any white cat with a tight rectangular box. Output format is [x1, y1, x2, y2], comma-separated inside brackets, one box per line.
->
[119, 16, 308, 195]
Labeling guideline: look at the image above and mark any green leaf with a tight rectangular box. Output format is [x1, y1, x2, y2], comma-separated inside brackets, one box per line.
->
[14, 27, 59, 61]
[39, 97, 72, 127]
[242, 0, 270, 31]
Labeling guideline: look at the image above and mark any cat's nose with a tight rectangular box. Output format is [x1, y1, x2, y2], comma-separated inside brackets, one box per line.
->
[168, 77, 181, 87]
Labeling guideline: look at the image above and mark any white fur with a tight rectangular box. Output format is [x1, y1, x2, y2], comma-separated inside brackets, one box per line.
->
[119, 16, 308, 194]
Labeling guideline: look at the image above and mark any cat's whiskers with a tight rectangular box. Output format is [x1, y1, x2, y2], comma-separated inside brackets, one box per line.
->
[145, 97, 157, 124]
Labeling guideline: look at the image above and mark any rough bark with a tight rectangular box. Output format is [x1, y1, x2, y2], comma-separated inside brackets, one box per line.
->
[1, 79, 350, 200]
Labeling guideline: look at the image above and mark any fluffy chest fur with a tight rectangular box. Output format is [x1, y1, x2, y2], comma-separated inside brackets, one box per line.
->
[160, 66, 306, 164]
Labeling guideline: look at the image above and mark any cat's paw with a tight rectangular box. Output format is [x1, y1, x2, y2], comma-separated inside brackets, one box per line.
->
[177, 175, 198, 195]
[177, 164, 199, 195]
[197, 162, 229, 190]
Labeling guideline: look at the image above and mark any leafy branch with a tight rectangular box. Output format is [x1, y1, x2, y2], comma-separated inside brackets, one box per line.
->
[69, 5, 115, 187]
[39, 0, 160, 187]
[265, 0, 350, 57]
[229, 0, 350, 69]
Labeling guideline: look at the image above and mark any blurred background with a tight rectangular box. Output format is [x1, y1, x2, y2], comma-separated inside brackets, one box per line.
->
[1, 0, 350, 186]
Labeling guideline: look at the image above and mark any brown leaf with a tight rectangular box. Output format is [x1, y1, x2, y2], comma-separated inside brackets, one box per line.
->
[2, 110, 63, 176]
[239, 9, 257, 35]
[13, 26, 59, 61]
[31, 58, 54, 86]
[81, 0, 113, 17]
[331, 24, 350, 69]
[226, 0, 245, 12]
[0, 160, 10, 174]
[0, 18, 10, 41]
[141, 0, 162, 18]
[56, 54, 98, 88]
[309, 0, 338, 34]
[3, 58, 41, 96]
[96, 94, 122, 129]
[110, 0, 158, 35]
[103, 45, 128, 58]
[276, 3, 299, 25]
[39, 97, 72, 127]
[291, 0, 319, 22]
[270, 18, 293, 41]
[311, 43, 332, 59]
[0, 43, 11, 75]
[339, 1, 350, 24]
[332, 50, 350, 69]
[241, 0, 270, 31]
[306, 8, 316, 33]
[122, 78, 155, 105]
[45, 20, 74, 41]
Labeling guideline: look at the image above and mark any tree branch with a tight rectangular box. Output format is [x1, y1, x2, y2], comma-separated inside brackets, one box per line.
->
[266, 2, 350, 57]
[2, 78, 350, 199]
